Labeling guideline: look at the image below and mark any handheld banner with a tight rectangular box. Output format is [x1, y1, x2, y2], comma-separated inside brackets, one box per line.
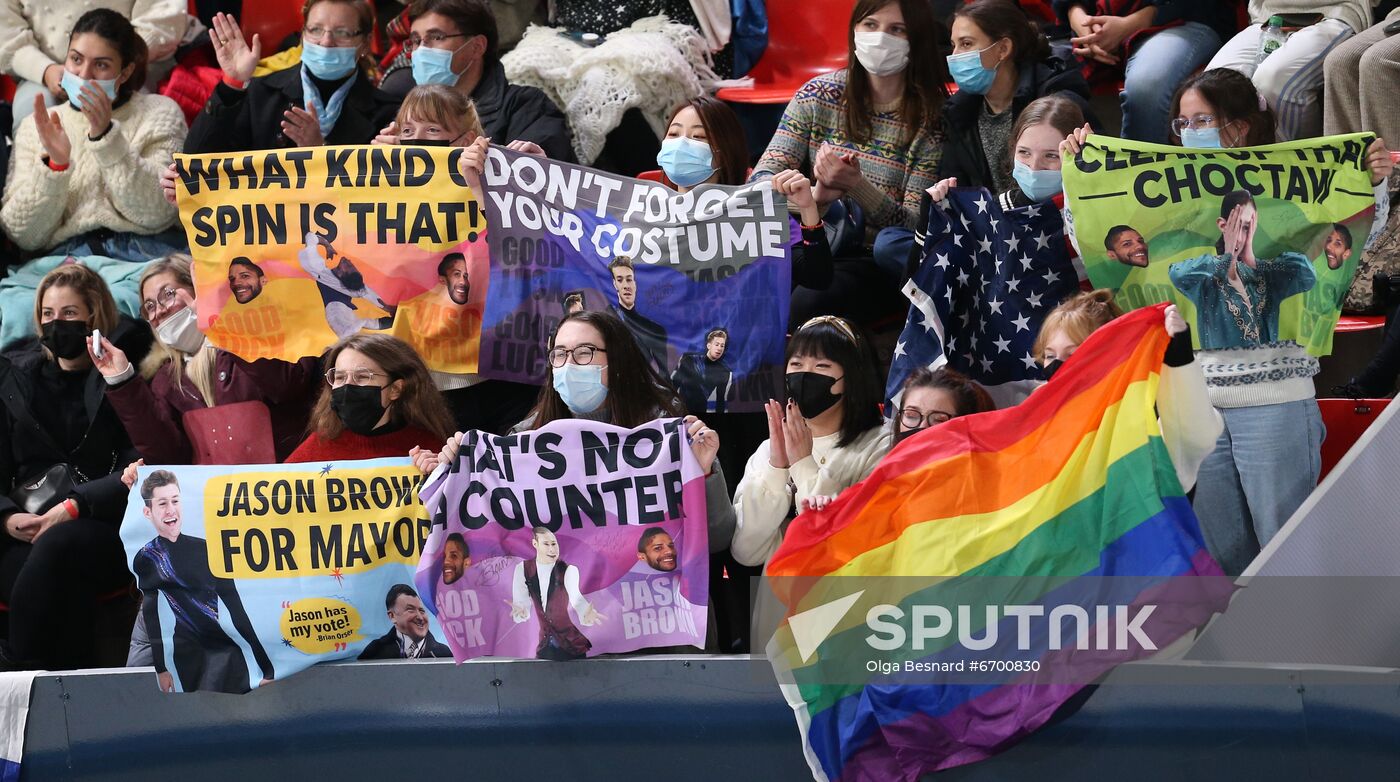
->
[174, 146, 487, 372]
[476, 147, 790, 412]
[887, 190, 1082, 410]
[416, 418, 709, 660]
[1062, 133, 1379, 355]
[120, 459, 444, 694]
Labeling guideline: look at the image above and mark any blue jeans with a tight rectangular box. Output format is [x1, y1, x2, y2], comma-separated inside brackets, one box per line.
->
[49, 226, 189, 263]
[1121, 22, 1222, 144]
[1192, 398, 1325, 577]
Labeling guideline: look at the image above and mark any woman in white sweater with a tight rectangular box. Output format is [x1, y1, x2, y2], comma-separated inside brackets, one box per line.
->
[730, 316, 892, 567]
[0, 0, 190, 129]
[0, 9, 187, 261]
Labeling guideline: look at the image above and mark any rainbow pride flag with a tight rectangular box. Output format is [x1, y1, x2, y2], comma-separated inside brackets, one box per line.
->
[764, 305, 1234, 781]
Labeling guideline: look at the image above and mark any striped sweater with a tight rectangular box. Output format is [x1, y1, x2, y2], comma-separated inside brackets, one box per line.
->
[753, 69, 943, 234]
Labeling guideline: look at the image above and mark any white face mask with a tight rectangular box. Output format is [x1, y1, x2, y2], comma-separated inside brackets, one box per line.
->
[155, 306, 206, 354]
[853, 31, 910, 76]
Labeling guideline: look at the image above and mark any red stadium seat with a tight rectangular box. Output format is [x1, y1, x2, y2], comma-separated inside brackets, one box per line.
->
[716, 0, 855, 106]
[1318, 397, 1391, 480]
[1335, 315, 1385, 333]
[239, 0, 309, 52]
[0, 74, 15, 103]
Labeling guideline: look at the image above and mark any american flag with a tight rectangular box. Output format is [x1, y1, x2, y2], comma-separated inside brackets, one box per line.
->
[885, 189, 1084, 410]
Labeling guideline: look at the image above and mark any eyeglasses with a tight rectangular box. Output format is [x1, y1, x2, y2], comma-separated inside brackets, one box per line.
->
[405, 32, 468, 52]
[897, 407, 953, 430]
[1169, 114, 1219, 136]
[325, 368, 388, 387]
[303, 26, 364, 44]
[142, 286, 182, 317]
[547, 346, 606, 367]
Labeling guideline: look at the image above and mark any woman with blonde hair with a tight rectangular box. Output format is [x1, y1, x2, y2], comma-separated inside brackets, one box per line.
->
[0, 265, 142, 669]
[287, 333, 455, 462]
[1033, 289, 1221, 494]
[374, 83, 485, 146]
[90, 254, 321, 464]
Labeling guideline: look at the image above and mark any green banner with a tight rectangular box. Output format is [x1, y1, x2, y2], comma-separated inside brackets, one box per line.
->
[1063, 133, 1378, 355]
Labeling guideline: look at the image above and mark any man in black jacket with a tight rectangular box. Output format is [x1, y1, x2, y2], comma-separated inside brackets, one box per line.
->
[358, 584, 454, 659]
[378, 0, 574, 161]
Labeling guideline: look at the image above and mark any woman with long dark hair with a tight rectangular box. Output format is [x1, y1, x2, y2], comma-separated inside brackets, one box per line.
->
[419, 310, 736, 560]
[287, 333, 455, 462]
[753, 0, 949, 324]
[0, 8, 186, 260]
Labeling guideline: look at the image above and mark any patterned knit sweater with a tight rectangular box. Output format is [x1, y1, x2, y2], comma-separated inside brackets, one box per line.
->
[753, 69, 943, 233]
[0, 92, 186, 252]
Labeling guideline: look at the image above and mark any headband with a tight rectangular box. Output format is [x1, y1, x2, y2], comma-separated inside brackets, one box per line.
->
[799, 315, 858, 344]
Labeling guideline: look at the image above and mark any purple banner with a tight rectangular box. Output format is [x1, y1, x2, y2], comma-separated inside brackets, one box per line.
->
[415, 418, 709, 660]
[475, 147, 790, 413]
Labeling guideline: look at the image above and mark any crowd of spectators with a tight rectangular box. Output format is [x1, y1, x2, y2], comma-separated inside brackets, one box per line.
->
[0, 0, 1396, 671]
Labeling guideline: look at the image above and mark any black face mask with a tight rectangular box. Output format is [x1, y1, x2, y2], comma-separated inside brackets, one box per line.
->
[410, 138, 454, 147]
[1041, 359, 1064, 381]
[786, 371, 842, 420]
[894, 426, 926, 445]
[42, 319, 90, 360]
[331, 383, 388, 435]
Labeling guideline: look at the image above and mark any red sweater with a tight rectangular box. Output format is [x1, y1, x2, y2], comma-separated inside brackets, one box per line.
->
[284, 425, 444, 463]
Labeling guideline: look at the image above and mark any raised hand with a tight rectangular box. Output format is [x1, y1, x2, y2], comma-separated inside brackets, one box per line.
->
[372, 121, 399, 145]
[1059, 123, 1095, 158]
[684, 415, 719, 475]
[33, 95, 71, 167]
[121, 459, 146, 489]
[782, 399, 814, 466]
[159, 162, 180, 205]
[409, 446, 439, 474]
[504, 140, 545, 156]
[89, 336, 130, 378]
[925, 177, 957, 203]
[772, 169, 821, 226]
[1164, 304, 1188, 336]
[281, 102, 325, 147]
[765, 399, 789, 469]
[210, 12, 261, 84]
[1365, 137, 1394, 186]
[75, 79, 114, 138]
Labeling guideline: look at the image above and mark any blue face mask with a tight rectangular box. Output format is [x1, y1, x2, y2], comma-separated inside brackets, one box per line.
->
[656, 136, 715, 187]
[946, 47, 998, 95]
[1180, 127, 1222, 149]
[59, 69, 118, 109]
[552, 363, 609, 414]
[1012, 160, 1063, 202]
[301, 41, 359, 80]
[411, 44, 466, 86]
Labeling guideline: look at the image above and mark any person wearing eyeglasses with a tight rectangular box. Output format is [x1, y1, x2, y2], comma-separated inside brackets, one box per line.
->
[415, 310, 736, 579]
[286, 333, 455, 463]
[90, 254, 322, 465]
[377, 0, 573, 161]
[1058, 67, 1393, 578]
[890, 367, 995, 446]
[184, 0, 403, 154]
